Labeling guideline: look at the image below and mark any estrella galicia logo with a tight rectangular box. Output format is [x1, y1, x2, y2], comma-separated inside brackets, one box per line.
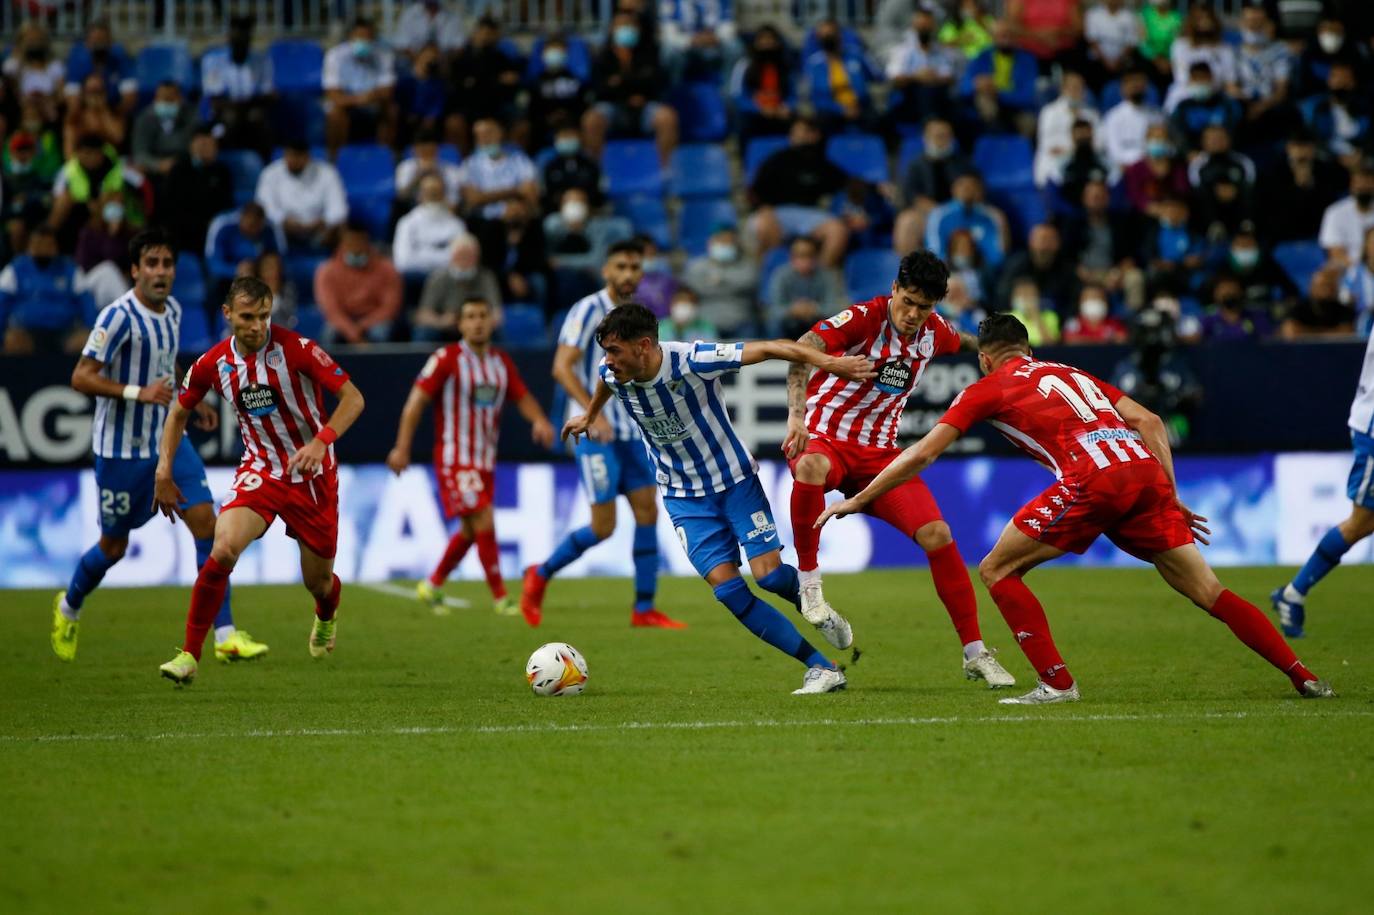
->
[873, 360, 913, 394]
[473, 383, 498, 406]
[237, 382, 279, 417]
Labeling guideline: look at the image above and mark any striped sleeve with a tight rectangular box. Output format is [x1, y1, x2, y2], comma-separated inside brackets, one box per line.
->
[684, 341, 744, 378]
[556, 300, 594, 350]
[81, 305, 131, 364]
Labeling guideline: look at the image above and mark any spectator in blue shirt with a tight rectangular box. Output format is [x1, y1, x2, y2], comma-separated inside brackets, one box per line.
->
[204, 202, 285, 303]
[958, 19, 1039, 115]
[1142, 194, 1205, 295]
[802, 18, 880, 134]
[1169, 61, 1242, 151]
[0, 226, 96, 355]
[397, 42, 448, 142]
[924, 172, 1009, 268]
[1300, 61, 1372, 171]
[63, 19, 137, 114]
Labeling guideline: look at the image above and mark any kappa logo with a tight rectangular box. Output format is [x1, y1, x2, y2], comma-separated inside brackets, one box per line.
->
[1024, 518, 1043, 532]
[1015, 630, 1033, 643]
[1050, 495, 1064, 507]
[1036, 507, 1053, 518]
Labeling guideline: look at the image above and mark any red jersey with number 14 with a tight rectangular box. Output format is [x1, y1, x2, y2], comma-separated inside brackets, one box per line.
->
[806, 296, 962, 449]
[179, 325, 350, 483]
[414, 341, 528, 471]
[939, 354, 1153, 483]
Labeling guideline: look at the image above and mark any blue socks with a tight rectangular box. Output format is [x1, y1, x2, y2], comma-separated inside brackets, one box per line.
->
[1292, 526, 1353, 597]
[756, 564, 802, 610]
[713, 577, 831, 669]
[632, 524, 658, 613]
[65, 544, 119, 612]
[539, 525, 602, 579]
[195, 537, 234, 628]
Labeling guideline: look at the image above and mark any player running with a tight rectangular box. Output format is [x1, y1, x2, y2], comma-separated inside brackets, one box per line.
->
[154, 276, 366, 686]
[1272, 330, 1374, 637]
[564, 304, 875, 694]
[521, 240, 684, 629]
[53, 228, 267, 664]
[785, 249, 1013, 688]
[386, 296, 556, 615]
[818, 314, 1332, 703]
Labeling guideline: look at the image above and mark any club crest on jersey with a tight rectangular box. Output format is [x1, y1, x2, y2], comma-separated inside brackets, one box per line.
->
[265, 349, 284, 370]
[473, 383, 498, 406]
[873, 360, 913, 394]
[642, 413, 689, 443]
[917, 332, 935, 359]
[746, 511, 777, 541]
[237, 382, 279, 417]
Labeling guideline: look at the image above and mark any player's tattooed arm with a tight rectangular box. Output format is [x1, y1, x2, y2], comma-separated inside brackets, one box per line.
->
[784, 331, 829, 459]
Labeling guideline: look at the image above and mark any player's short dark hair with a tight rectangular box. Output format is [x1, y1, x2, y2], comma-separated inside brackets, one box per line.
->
[606, 238, 645, 261]
[459, 296, 492, 313]
[594, 302, 658, 346]
[128, 227, 174, 266]
[225, 275, 272, 308]
[977, 312, 1031, 353]
[895, 248, 949, 301]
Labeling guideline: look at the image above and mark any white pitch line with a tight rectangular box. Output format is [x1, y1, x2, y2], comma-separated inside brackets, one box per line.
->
[360, 581, 471, 609]
[2, 708, 1370, 745]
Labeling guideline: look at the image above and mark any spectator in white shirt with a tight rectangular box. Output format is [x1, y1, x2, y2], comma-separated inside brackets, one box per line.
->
[1084, 0, 1140, 86]
[255, 139, 349, 251]
[391, 0, 466, 60]
[659, 0, 741, 84]
[322, 17, 398, 155]
[1035, 70, 1102, 187]
[1166, 5, 1238, 112]
[457, 118, 539, 222]
[886, 4, 960, 124]
[3, 23, 64, 125]
[201, 14, 275, 157]
[396, 127, 462, 208]
[1319, 161, 1374, 269]
[393, 172, 467, 277]
[1101, 66, 1157, 170]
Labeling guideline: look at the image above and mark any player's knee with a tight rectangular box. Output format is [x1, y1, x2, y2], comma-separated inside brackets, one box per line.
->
[210, 541, 242, 570]
[98, 537, 128, 563]
[977, 555, 1007, 589]
[588, 516, 616, 541]
[794, 453, 830, 485]
[915, 521, 952, 552]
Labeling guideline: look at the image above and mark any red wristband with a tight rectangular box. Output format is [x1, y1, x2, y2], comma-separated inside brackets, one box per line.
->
[317, 426, 338, 446]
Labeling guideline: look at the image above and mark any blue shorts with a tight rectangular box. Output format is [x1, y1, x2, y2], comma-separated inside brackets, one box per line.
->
[575, 437, 657, 505]
[664, 474, 781, 578]
[772, 205, 832, 237]
[93, 438, 213, 536]
[1348, 431, 1374, 509]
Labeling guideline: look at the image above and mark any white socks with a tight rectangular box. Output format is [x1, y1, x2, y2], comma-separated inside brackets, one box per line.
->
[59, 595, 79, 621]
[798, 568, 821, 587]
[1282, 583, 1305, 605]
[962, 640, 986, 661]
[214, 624, 236, 645]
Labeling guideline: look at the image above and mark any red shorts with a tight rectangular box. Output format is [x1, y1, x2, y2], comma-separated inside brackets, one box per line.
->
[1014, 462, 1193, 560]
[222, 469, 340, 559]
[788, 435, 943, 538]
[436, 465, 495, 519]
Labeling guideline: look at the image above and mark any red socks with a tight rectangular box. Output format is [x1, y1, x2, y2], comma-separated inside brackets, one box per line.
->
[475, 529, 506, 599]
[790, 481, 826, 572]
[1209, 589, 1314, 689]
[315, 573, 341, 621]
[184, 557, 231, 660]
[988, 576, 1074, 690]
[430, 531, 472, 587]
[927, 542, 982, 647]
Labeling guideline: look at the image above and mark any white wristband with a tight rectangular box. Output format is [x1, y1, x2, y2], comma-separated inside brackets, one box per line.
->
[122, 384, 141, 401]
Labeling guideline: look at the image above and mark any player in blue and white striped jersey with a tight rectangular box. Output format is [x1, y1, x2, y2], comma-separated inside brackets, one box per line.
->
[1273, 329, 1374, 636]
[521, 240, 685, 629]
[564, 304, 877, 694]
[51, 229, 267, 664]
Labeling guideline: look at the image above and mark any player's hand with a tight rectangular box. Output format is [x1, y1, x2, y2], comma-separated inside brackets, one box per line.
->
[825, 355, 876, 381]
[531, 418, 556, 449]
[191, 400, 218, 431]
[783, 416, 809, 460]
[1178, 500, 1211, 546]
[288, 439, 328, 475]
[140, 378, 174, 406]
[153, 474, 185, 522]
[815, 497, 862, 528]
[561, 415, 592, 443]
[385, 447, 409, 476]
[589, 415, 615, 444]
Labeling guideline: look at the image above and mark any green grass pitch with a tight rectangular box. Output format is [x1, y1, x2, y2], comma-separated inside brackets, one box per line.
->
[2, 566, 1371, 914]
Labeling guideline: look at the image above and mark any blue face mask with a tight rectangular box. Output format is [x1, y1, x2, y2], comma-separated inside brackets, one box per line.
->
[344, 251, 369, 268]
[613, 25, 639, 49]
[479, 144, 502, 159]
[154, 101, 179, 119]
[352, 39, 373, 58]
[1146, 140, 1171, 159]
[543, 48, 568, 71]
[554, 137, 580, 156]
[1231, 247, 1260, 269]
[102, 201, 125, 223]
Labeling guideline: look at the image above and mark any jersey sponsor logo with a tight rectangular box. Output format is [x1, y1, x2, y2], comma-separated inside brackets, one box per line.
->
[472, 383, 498, 406]
[237, 382, 279, 417]
[873, 360, 914, 395]
[265, 349, 285, 370]
[1082, 427, 1142, 444]
[746, 510, 777, 542]
[642, 413, 690, 443]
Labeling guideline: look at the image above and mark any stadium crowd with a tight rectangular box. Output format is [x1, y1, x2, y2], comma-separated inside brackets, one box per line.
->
[2, 0, 1374, 355]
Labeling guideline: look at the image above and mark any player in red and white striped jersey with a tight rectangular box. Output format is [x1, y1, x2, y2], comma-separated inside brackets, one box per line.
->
[153, 277, 366, 686]
[819, 313, 1332, 703]
[387, 297, 554, 614]
[785, 249, 1013, 688]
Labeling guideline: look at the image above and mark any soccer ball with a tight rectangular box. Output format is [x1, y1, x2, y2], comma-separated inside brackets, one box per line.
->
[525, 642, 589, 697]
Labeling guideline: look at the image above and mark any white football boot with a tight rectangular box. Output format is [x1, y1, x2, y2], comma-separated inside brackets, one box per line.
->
[963, 649, 1016, 688]
[998, 680, 1080, 705]
[1300, 679, 1335, 698]
[792, 665, 847, 695]
[799, 579, 854, 650]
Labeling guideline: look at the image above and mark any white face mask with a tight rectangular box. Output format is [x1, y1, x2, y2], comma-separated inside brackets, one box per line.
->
[1081, 298, 1108, 322]
[560, 199, 589, 224]
[670, 301, 698, 325]
[708, 241, 738, 263]
[1318, 32, 1343, 54]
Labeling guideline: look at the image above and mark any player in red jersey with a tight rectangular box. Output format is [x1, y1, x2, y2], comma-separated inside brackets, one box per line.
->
[818, 313, 1333, 703]
[386, 297, 555, 615]
[153, 276, 366, 686]
[785, 249, 1014, 688]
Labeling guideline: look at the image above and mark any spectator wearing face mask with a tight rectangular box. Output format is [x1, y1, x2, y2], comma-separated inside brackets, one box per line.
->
[457, 117, 539, 224]
[2, 131, 56, 255]
[1234, 4, 1294, 145]
[939, 0, 996, 61]
[958, 19, 1040, 117]
[322, 17, 398, 156]
[683, 225, 760, 336]
[945, 228, 993, 308]
[585, 9, 680, 163]
[893, 118, 973, 254]
[314, 221, 403, 345]
[543, 188, 633, 274]
[1301, 62, 1372, 171]
[200, 14, 276, 158]
[937, 273, 987, 334]
[764, 234, 844, 338]
[803, 18, 882, 134]
[731, 24, 795, 140]
[925, 172, 1010, 268]
[1166, 5, 1237, 109]
[49, 135, 152, 250]
[3, 23, 64, 123]
[1319, 159, 1374, 269]
[1295, 14, 1374, 99]
[634, 236, 679, 318]
[997, 223, 1079, 317]
[1057, 118, 1114, 206]
[1189, 124, 1256, 239]
[74, 190, 138, 310]
[396, 127, 463, 209]
[885, 5, 959, 128]
[540, 126, 602, 214]
[1122, 121, 1188, 220]
[393, 171, 467, 277]
[1168, 62, 1242, 150]
[1007, 276, 1060, 345]
[659, 0, 741, 85]
[1062, 284, 1128, 344]
[528, 35, 594, 146]
[1035, 71, 1103, 189]
[443, 14, 524, 152]
[749, 116, 851, 268]
[1201, 273, 1272, 341]
[415, 233, 503, 341]
[1225, 221, 1298, 313]
[397, 43, 448, 143]
[1061, 179, 1144, 307]
[658, 288, 719, 343]
[1282, 266, 1356, 338]
[1085, 0, 1140, 88]
[0, 226, 96, 355]
[1102, 67, 1159, 170]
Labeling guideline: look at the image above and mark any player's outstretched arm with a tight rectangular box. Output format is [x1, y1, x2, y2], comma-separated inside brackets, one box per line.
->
[816, 423, 962, 528]
[1114, 394, 1211, 543]
[562, 381, 612, 443]
[552, 343, 613, 442]
[515, 392, 556, 449]
[742, 339, 876, 381]
[153, 401, 192, 521]
[288, 380, 366, 475]
[784, 331, 827, 459]
[386, 384, 433, 475]
[71, 356, 173, 405]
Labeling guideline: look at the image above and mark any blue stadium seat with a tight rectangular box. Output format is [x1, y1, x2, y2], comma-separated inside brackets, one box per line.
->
[844, 249, 902, 301]
[219, 150, 264, 207]
[669, 144, 732, 198]
[336, 144, 396, 198]
[136, 42, 195, 95]
[500, 304, 549, 349]
[758, 247, 792, 306]
[284, 253, 328, 290]
[613, 194, 672, 249]
[271, 95, 327, 147]
[990, 188, 1049, 247]
[744, 135, 789, 185]
[179, 302, 214, 352]
[973, 134, 1035, 191]
[172, 254, 210, 345]
[670, 83, 729, 142]
[896, 136, 925, 179]
[602, 140, 664, 197]
[270, 145, 328, 163]
[270, 39, 324, 94]
[292, 304, 325, 341]
[1273, 241, 1326, 293]
[826, 133, 888, 184]
[347, 196, 393, 240]
[678, 197, 738, 257]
